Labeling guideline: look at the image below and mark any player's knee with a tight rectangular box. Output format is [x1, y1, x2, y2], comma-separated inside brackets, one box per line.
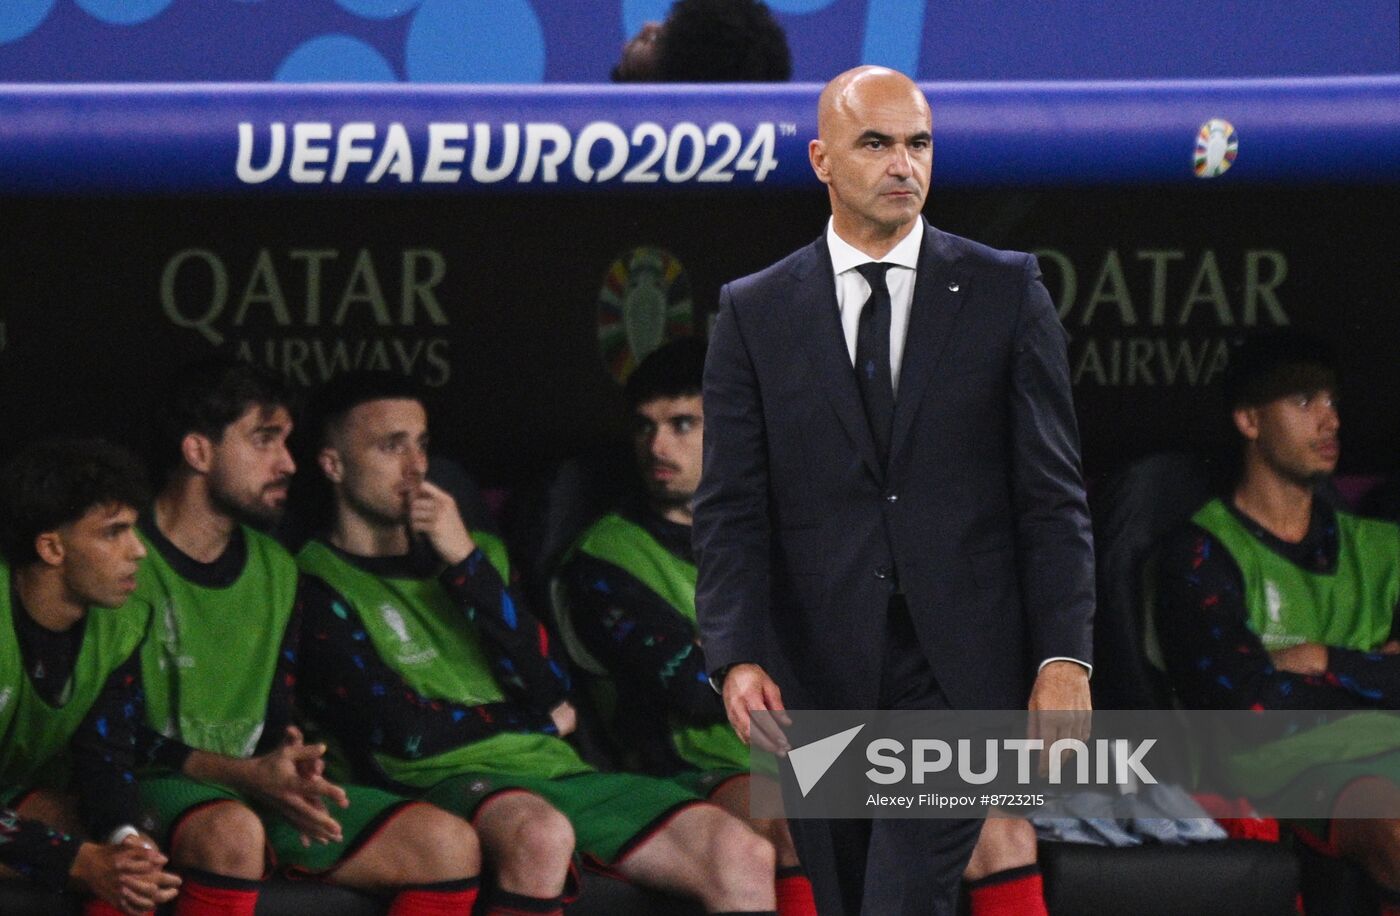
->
[399, 805, 481, 881]
[710, 815, 775, 885]
[173, 801, 266, 879]
[750, 815, 791, 849]
[508, 806, 575, 867]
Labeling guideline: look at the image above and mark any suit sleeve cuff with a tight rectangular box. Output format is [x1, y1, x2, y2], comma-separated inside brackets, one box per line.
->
[1039, 656, 1092, 677]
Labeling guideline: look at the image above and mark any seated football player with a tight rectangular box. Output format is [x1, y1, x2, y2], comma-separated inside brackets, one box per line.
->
[0, 438, 181, 915]
[1157, 331, 1400, 911]
[130, 360, 482, 916]
[295, 371, 781, 916]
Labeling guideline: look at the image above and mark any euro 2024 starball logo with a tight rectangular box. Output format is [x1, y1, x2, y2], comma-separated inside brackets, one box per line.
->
[596, 247, 695, 384]
[1194, 118, 1238, 178]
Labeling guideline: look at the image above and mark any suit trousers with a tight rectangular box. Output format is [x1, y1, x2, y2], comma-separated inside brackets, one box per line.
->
[787, 595, 983, 916]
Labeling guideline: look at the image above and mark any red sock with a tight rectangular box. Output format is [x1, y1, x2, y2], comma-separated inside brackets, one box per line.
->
[173, 869, 260, 916]
[84, 900, 149, 916]
[967, 866, 1046, 916]
[775, 866, 817, 916]
[388, 878, 480, 915]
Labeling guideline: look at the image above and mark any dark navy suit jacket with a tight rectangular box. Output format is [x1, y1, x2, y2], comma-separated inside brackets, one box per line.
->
[694, 219, 1095, 711]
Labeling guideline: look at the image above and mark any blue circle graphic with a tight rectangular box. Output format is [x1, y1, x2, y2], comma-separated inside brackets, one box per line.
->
[74, 0, 174, 26]
[335, 0, 423, 19]
[405, 0, 545, 83]
[276, 34, 397, 82]
[0, 0, 56, 45]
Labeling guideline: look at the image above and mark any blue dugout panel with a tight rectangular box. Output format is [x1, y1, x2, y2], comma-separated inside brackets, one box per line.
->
[1, 77, 1398, 194]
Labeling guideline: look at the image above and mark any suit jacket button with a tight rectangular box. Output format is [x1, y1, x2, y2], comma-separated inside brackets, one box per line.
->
[885, 493, 898, 503]
[875, 566, 891, 579]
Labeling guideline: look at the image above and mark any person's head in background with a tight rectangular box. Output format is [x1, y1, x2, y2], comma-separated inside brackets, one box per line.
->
[625, 337, 707, 525]
[612, 0, 792, 83]
[1224, 330, 1340, 491]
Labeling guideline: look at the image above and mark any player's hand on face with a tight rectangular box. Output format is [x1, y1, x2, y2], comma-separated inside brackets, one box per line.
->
[70, 835, 181, 915]
[407, 480, 476, 566]
[248, 725, 349, 846]
[722, 664, 792, 756]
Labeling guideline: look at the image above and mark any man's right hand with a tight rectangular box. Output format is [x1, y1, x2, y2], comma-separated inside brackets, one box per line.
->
[244, 726, 351, 845]
[70, 835, 181, 915]
[188, 726, 349, 846]
[407, 480, 476, 566]
[721, 663, 792, 755]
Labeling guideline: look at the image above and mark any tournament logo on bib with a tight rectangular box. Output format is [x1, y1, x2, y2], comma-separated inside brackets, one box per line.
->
[379, 602, 439, 666]
[596, 247, 695, 384]
[158, 598, 196, 670]
[1194, 118, 1238, 178]
[1258, 579, 1300, 650]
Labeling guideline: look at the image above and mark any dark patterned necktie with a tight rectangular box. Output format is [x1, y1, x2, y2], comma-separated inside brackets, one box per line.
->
[854, 262, 894, 467]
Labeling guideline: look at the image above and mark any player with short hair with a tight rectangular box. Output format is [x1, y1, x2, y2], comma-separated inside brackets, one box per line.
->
[1157, 331, 1400, 911]
[557, 339, 813, 916]
[0, 438, 182, 915]
[130, 358, 481, 916]
[294, 370, 781, 916]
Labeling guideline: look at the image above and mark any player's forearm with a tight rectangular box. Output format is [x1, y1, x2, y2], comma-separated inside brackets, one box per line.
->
[440, 552, 570, 706]
[0, 808, 84, 891]
[71, 654, 147, 838]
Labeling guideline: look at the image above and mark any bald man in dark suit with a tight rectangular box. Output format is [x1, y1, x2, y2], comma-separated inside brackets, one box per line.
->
[694, 66, 1096, 916]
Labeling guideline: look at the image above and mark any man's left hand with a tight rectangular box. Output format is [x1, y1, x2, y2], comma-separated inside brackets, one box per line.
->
[1028, 661, 1092, 771]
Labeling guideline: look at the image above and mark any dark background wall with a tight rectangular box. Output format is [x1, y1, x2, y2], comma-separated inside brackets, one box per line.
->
[2, 184, 1395, 484]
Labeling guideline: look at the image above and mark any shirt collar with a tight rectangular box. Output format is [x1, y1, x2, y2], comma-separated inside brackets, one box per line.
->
[826, 217, 924, 276]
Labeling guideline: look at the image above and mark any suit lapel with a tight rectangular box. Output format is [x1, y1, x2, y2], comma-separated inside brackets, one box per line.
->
[890, 224, 966, 461]
[783, 237, 884, 483]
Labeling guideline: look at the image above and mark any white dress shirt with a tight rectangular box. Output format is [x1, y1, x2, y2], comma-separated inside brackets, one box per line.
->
[826, 218, 922, 395]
